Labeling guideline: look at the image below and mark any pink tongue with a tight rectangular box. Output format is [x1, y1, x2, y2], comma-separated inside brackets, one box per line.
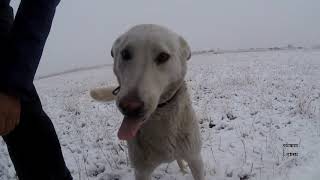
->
[118, 117, 143, 140]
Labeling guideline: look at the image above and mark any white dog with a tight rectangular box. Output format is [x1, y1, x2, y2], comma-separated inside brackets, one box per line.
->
[90, 24, 205, 180]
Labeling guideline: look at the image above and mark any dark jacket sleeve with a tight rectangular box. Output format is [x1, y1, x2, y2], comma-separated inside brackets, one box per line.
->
[0, 0, 60, 96]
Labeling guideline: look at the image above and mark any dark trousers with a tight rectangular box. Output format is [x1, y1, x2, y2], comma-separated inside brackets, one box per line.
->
[3, 88, 73, 180]
[0, 0, 72, 179]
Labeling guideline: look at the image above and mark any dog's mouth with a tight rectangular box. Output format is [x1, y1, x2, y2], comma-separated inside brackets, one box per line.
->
[118, 116, 146, 140]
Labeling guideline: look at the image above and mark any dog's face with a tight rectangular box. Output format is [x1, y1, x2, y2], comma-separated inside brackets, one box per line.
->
[111, 24, 191, 140]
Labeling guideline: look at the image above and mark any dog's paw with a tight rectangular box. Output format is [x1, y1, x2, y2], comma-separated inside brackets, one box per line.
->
[177, 160, 188, 175]
[90, 87, 117, 102]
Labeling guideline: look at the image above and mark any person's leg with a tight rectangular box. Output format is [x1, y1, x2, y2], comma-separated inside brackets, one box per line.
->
[1, 0, 72, 179]
[3, 85, 72, 180]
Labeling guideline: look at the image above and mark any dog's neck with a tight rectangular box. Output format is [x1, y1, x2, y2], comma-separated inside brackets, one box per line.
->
[138, 81, 191, 137]
[157, 81, 187, 109]
[157, 86, 182, 108]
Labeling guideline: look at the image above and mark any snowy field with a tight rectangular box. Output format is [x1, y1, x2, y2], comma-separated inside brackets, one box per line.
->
[1, 50, 320, 180]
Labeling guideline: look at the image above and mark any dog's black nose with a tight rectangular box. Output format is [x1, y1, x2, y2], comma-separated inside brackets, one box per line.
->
[119, 96, 144, 117]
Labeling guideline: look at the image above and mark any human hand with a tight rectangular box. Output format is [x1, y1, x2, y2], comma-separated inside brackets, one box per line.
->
[0, 93, 21, 135]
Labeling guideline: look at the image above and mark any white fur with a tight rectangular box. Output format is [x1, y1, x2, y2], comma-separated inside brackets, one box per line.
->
[90, 87, 117, 102]
[90, 24, 204, 180]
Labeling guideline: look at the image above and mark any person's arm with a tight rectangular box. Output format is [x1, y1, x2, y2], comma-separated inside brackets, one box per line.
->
[0, 0, 60, 96]
[0, 0, 60, 135]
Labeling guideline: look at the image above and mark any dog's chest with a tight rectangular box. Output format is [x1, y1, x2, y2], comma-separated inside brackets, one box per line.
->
[126, 87, 198, 166]
[127, 115, 183, 165]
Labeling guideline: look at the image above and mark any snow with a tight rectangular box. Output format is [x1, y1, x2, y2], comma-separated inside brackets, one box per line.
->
[1, 50, 320, 180]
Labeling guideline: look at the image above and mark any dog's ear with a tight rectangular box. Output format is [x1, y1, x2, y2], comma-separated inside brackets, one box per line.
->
[179, 36, 191, 61]
[111, 34, 125, 59]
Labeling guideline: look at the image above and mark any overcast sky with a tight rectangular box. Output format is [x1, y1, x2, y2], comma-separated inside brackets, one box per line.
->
[11, 0, 320, 76]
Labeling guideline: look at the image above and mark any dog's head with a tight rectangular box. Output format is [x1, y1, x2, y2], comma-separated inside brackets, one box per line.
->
[111, 24, 191, 140]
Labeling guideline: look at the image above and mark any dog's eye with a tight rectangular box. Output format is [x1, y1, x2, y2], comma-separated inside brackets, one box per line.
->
[155, 52, 170, 65]
[121, 49, 132, 61]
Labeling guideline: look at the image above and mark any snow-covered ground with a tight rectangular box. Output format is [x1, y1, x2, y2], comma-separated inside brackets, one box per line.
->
[1, 50, 320, 180]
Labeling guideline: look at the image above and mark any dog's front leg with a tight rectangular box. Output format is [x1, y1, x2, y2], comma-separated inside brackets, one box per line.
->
[186, 154, 205, 180]
[134, 168, 153, 180]
[135, 172, 151, 180]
